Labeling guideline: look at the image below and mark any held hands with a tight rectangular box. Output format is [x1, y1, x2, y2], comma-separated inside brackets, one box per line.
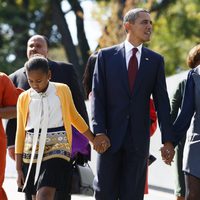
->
[160, 142, 175, 165]
[93, 134, 111, 154]
[82, 129, 110, 153]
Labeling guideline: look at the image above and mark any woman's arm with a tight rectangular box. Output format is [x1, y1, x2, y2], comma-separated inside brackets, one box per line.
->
[0, 106, 16, 119]
[173, 72, 195, 144]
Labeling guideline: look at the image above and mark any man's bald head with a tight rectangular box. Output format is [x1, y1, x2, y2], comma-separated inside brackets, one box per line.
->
[27, 35, 49, 59]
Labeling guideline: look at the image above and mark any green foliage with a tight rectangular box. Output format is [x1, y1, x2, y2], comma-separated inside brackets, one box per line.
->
[96, 0, 200, 76]
[48, 46, 68, 62]
[0, 1, 36, 73]
[144, 0, 200, 75]
[0, 0, 60, 74]
[0, 0, 89, 77]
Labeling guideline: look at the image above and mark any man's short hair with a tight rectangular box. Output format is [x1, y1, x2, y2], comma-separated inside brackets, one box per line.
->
[123, 8, 149, 24]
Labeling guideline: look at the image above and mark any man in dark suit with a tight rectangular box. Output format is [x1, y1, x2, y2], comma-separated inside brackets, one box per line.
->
[91, 8, 174, 200]
[6, 34, 90, 200]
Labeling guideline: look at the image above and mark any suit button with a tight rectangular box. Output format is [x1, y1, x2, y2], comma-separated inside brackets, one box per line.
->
[126, 115, 130, 119]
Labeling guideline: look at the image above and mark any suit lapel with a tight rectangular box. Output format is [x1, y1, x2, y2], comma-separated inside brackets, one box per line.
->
[48, 60, 57, 81]
[116, 43, 131, 96]
[22, 68, 31, 90]
[133, 47, 151, 95]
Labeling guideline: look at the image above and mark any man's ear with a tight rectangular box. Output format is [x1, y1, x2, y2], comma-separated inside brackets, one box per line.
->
[124, 22, 131, 32]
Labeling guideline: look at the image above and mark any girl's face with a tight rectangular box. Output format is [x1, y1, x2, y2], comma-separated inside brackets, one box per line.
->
[27, 69, 51, 93]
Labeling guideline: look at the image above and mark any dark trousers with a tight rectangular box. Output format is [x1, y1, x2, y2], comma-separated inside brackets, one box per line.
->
[174, 136, 186, 197]
[94, 132, 148, 200]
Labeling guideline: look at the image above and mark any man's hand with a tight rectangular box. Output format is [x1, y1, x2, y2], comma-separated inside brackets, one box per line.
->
[160, 142, 175, 165]
[93, 134, 111, 153]
[8, 146, 15, 160]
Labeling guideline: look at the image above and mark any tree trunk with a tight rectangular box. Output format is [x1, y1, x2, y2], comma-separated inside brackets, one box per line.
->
[68, 0, 91, 76]
[11, 0, 29, 69]
[51, 0, 82, 79]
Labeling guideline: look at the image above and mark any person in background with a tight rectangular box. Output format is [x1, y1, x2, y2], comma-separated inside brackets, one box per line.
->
[144, 99, 157, 194]
[0, 72, 23, 200]
[15, 55, 110, 200]
[171, 79, 186, 200]
[83, 51, 98, 99]
[6, 34, 90, 200]
[162, 44, 200, 200]
[91, 8, 174, 200]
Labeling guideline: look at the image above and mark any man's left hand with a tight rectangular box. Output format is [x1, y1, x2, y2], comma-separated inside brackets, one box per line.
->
[160, 142, 175, 165]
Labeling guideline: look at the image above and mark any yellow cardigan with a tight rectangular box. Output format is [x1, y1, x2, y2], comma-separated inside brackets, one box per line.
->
[15, 82, 88, 154]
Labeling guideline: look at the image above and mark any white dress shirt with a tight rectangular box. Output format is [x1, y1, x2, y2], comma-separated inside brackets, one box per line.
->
[124, 40, 143, 70]
[26, 82, 63, 130]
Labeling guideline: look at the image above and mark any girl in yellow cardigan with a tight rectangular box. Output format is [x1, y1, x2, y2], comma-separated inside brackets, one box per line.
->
[15, 55, 109, 200]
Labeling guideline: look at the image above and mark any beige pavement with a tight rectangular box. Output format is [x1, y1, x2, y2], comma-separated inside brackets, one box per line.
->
[3, 177, 93, 200]
[3, 177, 174, 200]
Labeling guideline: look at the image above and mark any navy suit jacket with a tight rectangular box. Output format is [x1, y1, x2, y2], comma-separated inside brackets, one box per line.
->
[6, 60, 89, 150]
[91, 43, 173, 155]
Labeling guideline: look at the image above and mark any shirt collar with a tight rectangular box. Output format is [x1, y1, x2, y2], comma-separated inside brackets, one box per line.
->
[125, 40, 143, 54]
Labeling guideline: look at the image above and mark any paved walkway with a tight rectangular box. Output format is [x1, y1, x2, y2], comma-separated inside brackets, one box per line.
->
[4, 154, 174, 200]
[3, 177, 174, 200]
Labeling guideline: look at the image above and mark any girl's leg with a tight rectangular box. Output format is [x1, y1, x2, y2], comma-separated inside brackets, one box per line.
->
[36, 186, 56, 200]
[175, 196, 184, 200]
[185, 173, 200, 200]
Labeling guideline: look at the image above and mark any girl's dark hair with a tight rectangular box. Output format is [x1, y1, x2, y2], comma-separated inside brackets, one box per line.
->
[25, 54, 49, 74]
